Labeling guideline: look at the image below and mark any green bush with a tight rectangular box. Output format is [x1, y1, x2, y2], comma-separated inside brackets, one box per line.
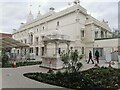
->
[24, 67, 120, 89]
[2, 53, 9, 67]
[16, 61, 42, 67]
[60, 50, 83, 73]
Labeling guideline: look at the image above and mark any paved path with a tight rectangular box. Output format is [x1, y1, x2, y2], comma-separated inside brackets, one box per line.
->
[81, 59, 119, 69]
[1, 59, 119, 88]
[2, 65, 62, 88]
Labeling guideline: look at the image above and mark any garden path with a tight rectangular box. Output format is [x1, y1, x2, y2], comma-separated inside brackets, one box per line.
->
[2, 59, 119, 88]
[2, 65, 62, 88]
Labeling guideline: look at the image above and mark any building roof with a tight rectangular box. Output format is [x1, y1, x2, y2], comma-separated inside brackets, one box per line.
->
[0, 33, 12, 38]
[13, 4, 87, 34]
[0, 37, 29, 49]
[13, 3, 111, 34]
[85, 15, 112, 32]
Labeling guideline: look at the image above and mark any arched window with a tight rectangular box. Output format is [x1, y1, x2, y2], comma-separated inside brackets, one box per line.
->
[31, 33, 33, 43]
[29, 32, 33, 44]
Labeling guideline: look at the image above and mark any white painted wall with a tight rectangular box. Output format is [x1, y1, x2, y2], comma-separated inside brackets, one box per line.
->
[12, 4, 113, 58]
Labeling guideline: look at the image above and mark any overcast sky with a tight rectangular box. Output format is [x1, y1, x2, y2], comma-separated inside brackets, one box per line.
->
[0, 0, 119, 34]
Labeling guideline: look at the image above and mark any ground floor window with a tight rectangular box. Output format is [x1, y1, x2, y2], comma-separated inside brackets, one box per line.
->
[58, 48, 61, 54]
[36, 47, 39, 56]
[41, 47, 44, 56]
[29, 48, 33, 53]
[82, 47, 84, 54]
[25, 48, 26, 55]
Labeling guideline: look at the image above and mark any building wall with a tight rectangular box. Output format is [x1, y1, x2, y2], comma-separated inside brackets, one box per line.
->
[0, 33, 12, 38]
[12, 4, 113, 58]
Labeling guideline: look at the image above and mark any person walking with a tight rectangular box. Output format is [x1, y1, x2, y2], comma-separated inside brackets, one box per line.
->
[87, 51, 94, 64]
[95, 50, 99, 64]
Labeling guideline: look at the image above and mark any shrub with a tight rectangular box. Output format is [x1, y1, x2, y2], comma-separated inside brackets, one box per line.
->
[60, 50, 83, 73]
[2, 53, 9, 67]
[24, 67, 120, 89]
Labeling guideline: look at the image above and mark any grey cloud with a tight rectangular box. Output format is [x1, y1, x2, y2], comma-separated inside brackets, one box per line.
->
[1, 2, 28, 33]
[0, 0, 119, 33]
[81, 2, 118, 29]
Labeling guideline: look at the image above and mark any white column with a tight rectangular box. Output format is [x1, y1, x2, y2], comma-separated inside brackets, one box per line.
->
[66, 42, 70, 53]
[55, 41, 59, 56]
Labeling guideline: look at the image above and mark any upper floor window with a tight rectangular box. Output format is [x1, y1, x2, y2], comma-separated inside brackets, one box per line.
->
[86, 17, 89, 20]
[24, 39, 27, 44]
[57, 21, 59, 26]
[95, 31, 98, 38]
[101, 31, 104, 38]
[37, 28, 38, 32]
[29, 32, 33, 44]
[81, 30, 84, 37]
[21, 40, 23, 43]
[36, 37, 39, 42]
[43, 26, 44, 30]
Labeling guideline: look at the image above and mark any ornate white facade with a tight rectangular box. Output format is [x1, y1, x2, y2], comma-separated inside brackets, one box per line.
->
[13, 2, 116, 60]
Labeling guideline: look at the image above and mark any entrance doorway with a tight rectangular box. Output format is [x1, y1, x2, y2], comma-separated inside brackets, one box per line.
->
[93, 48, 103, 57]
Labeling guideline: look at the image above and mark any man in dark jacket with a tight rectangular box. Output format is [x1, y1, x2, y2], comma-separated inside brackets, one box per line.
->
[95, 50, 99, 64]
[87, 51, 94, 64]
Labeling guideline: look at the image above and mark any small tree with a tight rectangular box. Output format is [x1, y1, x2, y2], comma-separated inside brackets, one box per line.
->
[60, 50, 83, 73]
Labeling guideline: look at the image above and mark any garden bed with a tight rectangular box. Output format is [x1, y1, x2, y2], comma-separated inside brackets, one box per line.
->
[23, 67, 120, 89]
[2, 61, 42, 68]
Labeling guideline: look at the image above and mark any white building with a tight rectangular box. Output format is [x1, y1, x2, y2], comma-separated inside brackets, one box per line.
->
[12, 1, 119, 67]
